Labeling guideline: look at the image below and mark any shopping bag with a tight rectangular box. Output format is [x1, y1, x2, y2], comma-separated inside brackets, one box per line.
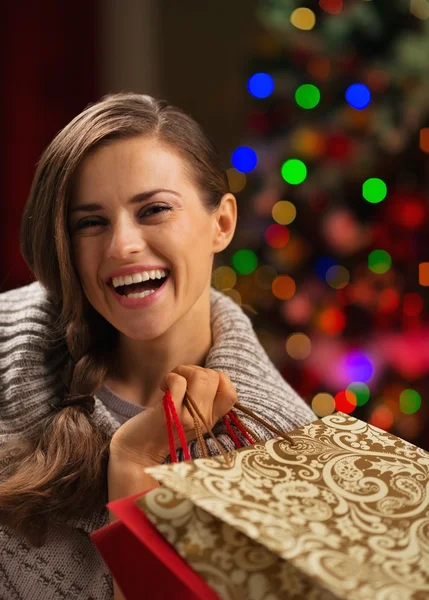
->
[91, 389, 296, 600]
[90, 491, 220, 600]
[137, 402, 429, 600]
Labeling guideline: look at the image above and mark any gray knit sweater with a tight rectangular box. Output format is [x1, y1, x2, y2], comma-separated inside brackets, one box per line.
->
[0, 281, 316, 600]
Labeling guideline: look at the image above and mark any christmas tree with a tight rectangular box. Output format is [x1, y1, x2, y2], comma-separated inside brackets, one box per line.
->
[213, 0, 429, 449]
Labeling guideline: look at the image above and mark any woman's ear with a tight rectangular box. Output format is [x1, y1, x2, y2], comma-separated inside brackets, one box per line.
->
[212, 193, 238, 254]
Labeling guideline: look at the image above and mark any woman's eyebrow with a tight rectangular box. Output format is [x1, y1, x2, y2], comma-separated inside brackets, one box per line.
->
[70, 189, 182, 214]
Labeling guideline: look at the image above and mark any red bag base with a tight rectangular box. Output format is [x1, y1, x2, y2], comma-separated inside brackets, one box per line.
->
[90, 492, 220, 600]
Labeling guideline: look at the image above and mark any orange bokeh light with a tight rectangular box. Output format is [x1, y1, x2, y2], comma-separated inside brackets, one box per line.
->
[369, 406, 394, 431]
[419, 263, 429, 286]
[272, 275, 296, 300]
[420, 128, 429, 153]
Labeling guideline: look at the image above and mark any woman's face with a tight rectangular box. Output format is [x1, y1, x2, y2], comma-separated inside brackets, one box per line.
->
[68, 135, 231, 340]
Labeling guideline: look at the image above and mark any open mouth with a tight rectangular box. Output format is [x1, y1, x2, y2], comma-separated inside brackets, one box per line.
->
[111, 273, 170, 296]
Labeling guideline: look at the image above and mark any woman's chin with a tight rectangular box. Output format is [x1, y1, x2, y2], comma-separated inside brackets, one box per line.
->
[116, 322, 170, 342]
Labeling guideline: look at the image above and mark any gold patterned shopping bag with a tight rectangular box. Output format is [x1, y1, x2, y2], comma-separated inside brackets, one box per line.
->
[138, 410, 429, 600]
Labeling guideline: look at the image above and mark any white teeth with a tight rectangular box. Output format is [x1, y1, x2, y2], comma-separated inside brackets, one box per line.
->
[111, 268, 169, 288]
[126, 289, 156, 299]
[131, 273, 144, 284]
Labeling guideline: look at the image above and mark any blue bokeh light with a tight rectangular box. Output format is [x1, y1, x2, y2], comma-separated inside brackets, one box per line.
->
[247, 73, 275, 99]
[232, 147, 258, 173]
[344, 351, 374, 382]
[316, 256, 338, 280]
[345, 83, 371, 110]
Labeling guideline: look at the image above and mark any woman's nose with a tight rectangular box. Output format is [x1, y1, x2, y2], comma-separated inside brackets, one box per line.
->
[106, 219, 147, 259]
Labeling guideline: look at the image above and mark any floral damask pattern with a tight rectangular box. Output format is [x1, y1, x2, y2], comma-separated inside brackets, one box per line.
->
[138, 413, 429, 600]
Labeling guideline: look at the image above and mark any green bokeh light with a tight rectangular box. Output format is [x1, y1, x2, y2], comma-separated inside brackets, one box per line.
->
[231, 249, 258, 275]
[368, 250, 392, 274]
[399, 389, 421, 414]
[295, 84, 321, 109]
[346, 382, 370, 406]
[362, 178, 387, 203]
[281, 159, 307, 185]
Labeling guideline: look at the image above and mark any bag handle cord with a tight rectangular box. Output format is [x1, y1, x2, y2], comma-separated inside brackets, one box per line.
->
[162, 389, 297, 465]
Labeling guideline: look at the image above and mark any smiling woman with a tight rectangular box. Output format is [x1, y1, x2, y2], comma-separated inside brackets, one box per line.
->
[66, 130, 238, 397]
[0, 92, 316, 600]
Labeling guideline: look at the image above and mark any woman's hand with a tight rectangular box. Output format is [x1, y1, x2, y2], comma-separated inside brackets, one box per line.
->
[109, 365, 238, 466]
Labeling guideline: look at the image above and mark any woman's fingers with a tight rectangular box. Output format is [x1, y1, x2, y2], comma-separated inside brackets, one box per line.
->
[212, 371, 238, 422]
[158, 365, 237, 433]
[159, 370, 187, 398]
[111, 366, 238, 465]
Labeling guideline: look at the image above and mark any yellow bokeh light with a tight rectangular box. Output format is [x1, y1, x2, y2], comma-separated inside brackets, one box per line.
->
[290, 8, 316, 31]
[286, 332, 312, 360]
[272, 201, 297, 225]
[227, 168, 247, 193]
[212, 266, 237, 290]
[410, 0, 429, 20]
[312, 393, 335, 417]
[272, 275, 296, 300]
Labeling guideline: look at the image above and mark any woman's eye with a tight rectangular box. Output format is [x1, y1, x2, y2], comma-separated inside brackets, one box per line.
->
[75, 205, 171, 230]
[76, 219, 101, 230]
[143, 205, 172, 217]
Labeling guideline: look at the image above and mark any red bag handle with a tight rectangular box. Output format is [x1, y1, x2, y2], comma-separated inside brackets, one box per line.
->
[161, 389, 296, 463]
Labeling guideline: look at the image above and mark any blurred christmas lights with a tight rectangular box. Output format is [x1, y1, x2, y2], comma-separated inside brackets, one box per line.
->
[226, 168, 247, 193]
[286, 332, 312, 359]
[281, 159, 307, 184]
[247, 72, 275, 99]
[368, 250, 392, 274]
[419, 263, 429, 286]
[272, 201, 297, 225]
[345, 83, 371, 110]
[362, 178, 387, 203]
[399, 389, 422, 414]
[272, 275, 296, 300]
[295, 84, 321, 109]
[316, 256, 338, 280]
[420, 128, 429, 153]
[238, 0, 429, 444]
[346, 382, 370, 406]
[265, 224, 290, 248]
[319, 0, 343, 15]
[232, 147, 258, 173]
[232, 249, 258, 274]
[312, 392, 335, 416]
[290, 8, 316, 31]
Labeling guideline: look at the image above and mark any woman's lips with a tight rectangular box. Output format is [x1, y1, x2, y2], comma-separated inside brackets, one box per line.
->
[107, 273, 171, 309]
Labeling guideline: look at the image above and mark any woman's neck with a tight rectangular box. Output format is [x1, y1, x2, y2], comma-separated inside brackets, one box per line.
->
[103, 295, 213, 408]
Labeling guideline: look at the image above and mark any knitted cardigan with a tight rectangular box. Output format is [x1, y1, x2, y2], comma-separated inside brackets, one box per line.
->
[0, 280, 316, 600]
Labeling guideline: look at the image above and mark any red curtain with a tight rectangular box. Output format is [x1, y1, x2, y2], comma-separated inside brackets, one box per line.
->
[1, 1, 98, 292]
